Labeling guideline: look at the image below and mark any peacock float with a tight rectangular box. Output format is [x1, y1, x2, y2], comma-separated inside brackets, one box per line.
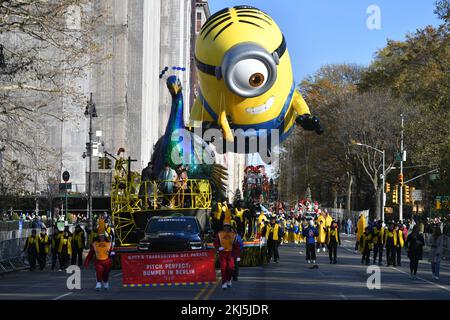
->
[109, 73, 229, 246]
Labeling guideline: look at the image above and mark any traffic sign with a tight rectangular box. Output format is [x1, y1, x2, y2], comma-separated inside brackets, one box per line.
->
[412, 189, 422, 202]
[62, 171, 70, 182]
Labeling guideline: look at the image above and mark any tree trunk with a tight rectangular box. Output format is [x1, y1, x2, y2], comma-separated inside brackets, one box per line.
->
[332, 186, 338, 208]
[346, 174, 353, 211]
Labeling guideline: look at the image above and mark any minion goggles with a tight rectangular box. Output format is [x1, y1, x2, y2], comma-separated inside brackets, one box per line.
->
[195, 35, 286, 98]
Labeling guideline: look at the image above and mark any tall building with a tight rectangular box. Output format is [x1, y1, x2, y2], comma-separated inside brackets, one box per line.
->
[29, 0, 245, 206]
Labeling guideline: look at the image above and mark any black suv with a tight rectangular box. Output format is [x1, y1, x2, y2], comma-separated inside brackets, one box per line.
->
[138, 216, 210, 252]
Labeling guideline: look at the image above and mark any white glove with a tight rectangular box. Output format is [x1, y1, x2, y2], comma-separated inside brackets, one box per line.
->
[236, 257, 241, 262]
[110, 251, 116, 256]
[218, 247, 224, 251]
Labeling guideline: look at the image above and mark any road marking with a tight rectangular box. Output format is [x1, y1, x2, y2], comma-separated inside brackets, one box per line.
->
[52, 292, 73, 300]
[340, 293, 348, 300]
[390, 267, 450, 292]
[193, 283, 210, 300]
[113, 272, 122, 278]
[203, 278, 220, 300]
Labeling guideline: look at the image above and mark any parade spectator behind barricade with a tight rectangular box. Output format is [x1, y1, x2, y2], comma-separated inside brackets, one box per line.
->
[429, 226, 444, 280]
[232, 229, 244, 281]
[405, 225, 425, 280]
[326, 220, 341, 264]
[71, 225, 86, 267]
[346, 217, 353, 236]
[303, 220, 319, 264]
[38, 227, 50, 270]
[23, 229, 39, 271]
[84, 232, 114, 290]
[214, 223, 240, 290]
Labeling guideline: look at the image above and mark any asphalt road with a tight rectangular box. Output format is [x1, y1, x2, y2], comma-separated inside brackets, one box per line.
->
[1, 234, 449, 300]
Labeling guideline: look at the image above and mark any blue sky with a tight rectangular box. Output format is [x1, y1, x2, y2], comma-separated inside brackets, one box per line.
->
[209, 0, 442, 82]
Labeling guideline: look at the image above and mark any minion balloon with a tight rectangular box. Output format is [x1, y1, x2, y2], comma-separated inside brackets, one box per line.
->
[190, 6, 323, 155]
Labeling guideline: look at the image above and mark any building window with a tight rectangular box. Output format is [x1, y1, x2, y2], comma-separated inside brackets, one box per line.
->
[196, 11, 202, 33]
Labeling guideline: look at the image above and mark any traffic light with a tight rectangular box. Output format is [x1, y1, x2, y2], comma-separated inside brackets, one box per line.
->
[105, 157, 112, 169]
[392, 184, 398, 204]
[404, 185, 410, 204]
[398, 174, 403, 185]
[98, 157, 106, 169]
[385, 183, 391, 193]
[436, 198, 441, 209]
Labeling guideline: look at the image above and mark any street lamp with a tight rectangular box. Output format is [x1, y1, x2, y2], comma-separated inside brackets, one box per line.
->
[85, 93, 97, 229]
[352, 141, 386, 222]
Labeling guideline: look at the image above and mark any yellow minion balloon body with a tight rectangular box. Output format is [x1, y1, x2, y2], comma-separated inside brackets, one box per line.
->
[190, 6, 323, 149]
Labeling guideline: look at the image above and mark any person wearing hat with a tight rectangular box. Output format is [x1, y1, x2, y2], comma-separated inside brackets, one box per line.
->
[38, 227, 50, 270]
[23, 229, 40, 271]
[262, 216, 284, 263]
[71, 225, 86, 267]
[303, 220, 319, 264]
[84, 232, 114, 290]
[214, 223, 241, 289]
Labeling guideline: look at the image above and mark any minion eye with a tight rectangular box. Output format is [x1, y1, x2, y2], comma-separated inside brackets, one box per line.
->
[231, 59, 268, 91]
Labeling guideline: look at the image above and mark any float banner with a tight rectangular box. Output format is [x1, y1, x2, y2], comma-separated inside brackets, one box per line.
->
[121, 250, 216, 287]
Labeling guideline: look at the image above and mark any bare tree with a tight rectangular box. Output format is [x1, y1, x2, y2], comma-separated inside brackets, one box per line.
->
[0, 0, 106, 193]
[338, 90, 413, 218]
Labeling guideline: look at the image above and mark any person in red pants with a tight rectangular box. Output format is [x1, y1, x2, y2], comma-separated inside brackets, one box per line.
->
[84, 232, 114, 291]
[214, 223, 241, 290]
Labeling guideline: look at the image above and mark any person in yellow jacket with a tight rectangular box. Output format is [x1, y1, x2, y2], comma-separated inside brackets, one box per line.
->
[316, 214, 327, 253]
[84, 232, 114, 290]
[354, 213, 366, 253]
[326, 220, 341, 264]
[372, 220, 385, 266]
[293, 220, 301, 244]
[299, 219, 308, 243]
[233, 205, 246, 238]
[257, 212, 268, 238]
[384, 223, 397, 266]
[38, 227, 50, 270]
[395, 223, 405, 266]
[214, 223, 241, 289]
[262, 216, 284, 263]
[282, 218, 289, 244]
[71, 225, 86, 267]
[359, 227, 373, 265]
[23, 229, 40, 271]
[51, 226, 63, 270]
[58, 229, 72, 271]
[324, 211, 333, 229]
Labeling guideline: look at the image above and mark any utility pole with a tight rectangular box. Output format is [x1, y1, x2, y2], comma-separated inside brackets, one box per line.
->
[85, 93, 97, 229]
[399, 114, 404, 221]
